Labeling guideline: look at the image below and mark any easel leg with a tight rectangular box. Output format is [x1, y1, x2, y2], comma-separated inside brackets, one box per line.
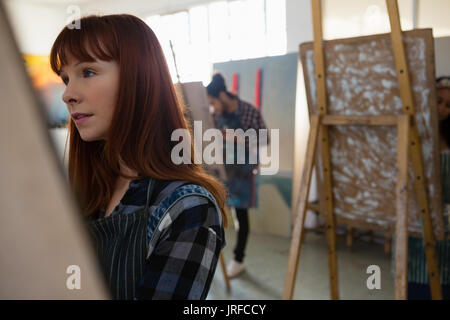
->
[394, 115, 410, 300]
[410, 128, 443, 299]
[283, 115, 320, 300]
[384, 232, 392, 257]
[219, 253, 231, 292]
[320, 127, 339, 300]
[346, 226, 354, 250]
[311, 0, 339, 299]
[369, 230, 375, 243]
[324, 203, 339, 300]
[421, 216, 443, 300]
[219, 206, 233, 292]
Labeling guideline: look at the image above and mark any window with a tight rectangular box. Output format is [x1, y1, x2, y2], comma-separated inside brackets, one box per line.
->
[146, 0, 286, 85]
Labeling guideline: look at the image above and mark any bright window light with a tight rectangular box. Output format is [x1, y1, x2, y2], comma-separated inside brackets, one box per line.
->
[323, 0, 413, 39]
[145, 0, 287, 85]
[266, 0, 286, 56]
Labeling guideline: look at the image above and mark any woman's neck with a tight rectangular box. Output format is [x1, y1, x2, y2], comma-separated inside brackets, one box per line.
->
[118, 159, 139, 183]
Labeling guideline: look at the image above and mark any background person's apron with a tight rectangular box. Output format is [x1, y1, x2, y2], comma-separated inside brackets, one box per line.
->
[217, 101, 258, 209]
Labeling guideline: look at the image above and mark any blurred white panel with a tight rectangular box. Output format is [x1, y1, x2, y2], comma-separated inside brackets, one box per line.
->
[323, 0, 414, 39]
[418, 0, 450, 37]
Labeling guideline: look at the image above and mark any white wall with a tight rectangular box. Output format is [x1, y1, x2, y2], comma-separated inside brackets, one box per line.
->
[285, 0, 313, 53]
[418, 0, 450, 37]
[435, 37, 450, 78]
[4, 0, 67, 54]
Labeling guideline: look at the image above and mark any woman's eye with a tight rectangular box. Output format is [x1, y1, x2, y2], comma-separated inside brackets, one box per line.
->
[61, 76, 68, 85]
[83, 69, 96, 77]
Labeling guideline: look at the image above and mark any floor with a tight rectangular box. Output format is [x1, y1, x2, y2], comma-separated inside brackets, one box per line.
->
[207, 227, 395, 300]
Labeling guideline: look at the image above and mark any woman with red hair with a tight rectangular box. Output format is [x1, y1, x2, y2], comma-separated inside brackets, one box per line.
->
[50, 14, 227, 300]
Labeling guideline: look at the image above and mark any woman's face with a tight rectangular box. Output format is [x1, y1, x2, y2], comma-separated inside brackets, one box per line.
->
[437, 88, 450, 121]
[60, 54, 120, 141]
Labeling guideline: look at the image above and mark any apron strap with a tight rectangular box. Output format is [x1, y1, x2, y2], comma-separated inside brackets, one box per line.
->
[144, 178, 156, 211]
[145, 179, 189, 210]
[152, 180, 189, 206]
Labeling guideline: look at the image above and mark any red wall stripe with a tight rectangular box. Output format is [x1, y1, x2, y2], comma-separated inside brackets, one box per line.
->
[254, 68, 262, 109]
[232, 73, 239, 95]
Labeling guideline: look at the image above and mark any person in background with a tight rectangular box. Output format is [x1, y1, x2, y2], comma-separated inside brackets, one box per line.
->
[437, 76, 450, 151]
[50, 14, 227, 299]
[407, 76, 450, 299]
[206, 73, 268, 278]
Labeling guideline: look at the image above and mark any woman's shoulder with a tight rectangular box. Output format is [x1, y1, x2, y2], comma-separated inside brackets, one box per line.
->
[124, 178, 217, 207]
[120, 178, 204, 205]
[156, 181, 219, 213]
[147, 181, 224, 247]
[111, 178, 221, 221]
[145, 181, 226, 261]
[154, 181, 223, 227]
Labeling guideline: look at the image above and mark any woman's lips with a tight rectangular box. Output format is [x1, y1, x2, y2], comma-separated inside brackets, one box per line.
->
[74, 114, 93, 125]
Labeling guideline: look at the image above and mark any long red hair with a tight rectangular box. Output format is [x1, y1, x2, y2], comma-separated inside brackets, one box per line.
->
[50, 14, 227, 226]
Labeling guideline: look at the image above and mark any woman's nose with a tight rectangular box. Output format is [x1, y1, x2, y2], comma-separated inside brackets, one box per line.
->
[62, 84, 80, 105]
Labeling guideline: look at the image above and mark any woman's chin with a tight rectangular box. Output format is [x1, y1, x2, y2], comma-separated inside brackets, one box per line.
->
[79, 132, 103, 142]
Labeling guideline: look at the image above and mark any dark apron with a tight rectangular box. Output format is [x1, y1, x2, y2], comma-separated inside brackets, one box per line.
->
[219, 101, 258, 209]
[86, 179, 186, 300]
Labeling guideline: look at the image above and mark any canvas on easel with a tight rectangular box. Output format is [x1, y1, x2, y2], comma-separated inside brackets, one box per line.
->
[301, 29, 443, 239]
[0, 3, 108, 299]
[284, 0, 444, 300]
[174, 81, 228, 183]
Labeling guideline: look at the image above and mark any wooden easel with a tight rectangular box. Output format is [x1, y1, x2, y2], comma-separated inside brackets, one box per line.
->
[283, 0, 443, 300]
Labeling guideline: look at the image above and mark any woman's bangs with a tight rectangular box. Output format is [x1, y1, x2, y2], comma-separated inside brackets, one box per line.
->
[50, 19, 115, 74]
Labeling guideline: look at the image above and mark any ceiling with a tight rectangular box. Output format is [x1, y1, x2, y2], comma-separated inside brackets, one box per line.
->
[9, 0, 215, 16]
[16, 0, 95, 4]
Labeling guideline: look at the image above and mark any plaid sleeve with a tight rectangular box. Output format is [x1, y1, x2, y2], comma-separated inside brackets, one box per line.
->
[135, 201, 224, 300]
[213, 112, 226, 130]
[253, 107, 269, 145]
[241, 101, 270, 145]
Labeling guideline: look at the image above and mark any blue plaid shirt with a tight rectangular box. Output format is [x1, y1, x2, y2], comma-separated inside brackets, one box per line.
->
[95, 178, 226, 299]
